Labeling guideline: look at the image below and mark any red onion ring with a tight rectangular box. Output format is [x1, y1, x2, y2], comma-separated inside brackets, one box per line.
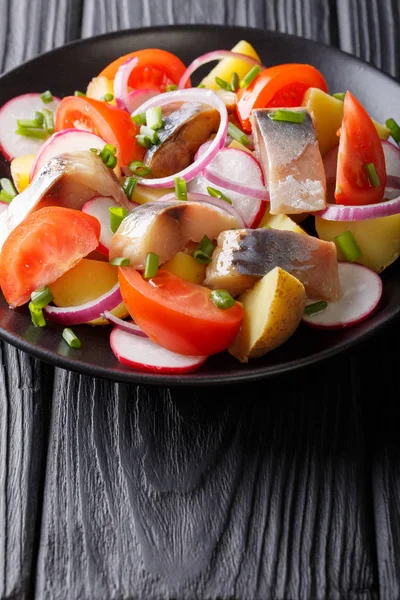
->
[317, 195, 400, 221]
[101, 310, 148, 337]
[178, 50, 262, 90]
[159, 191, 246, 227]
[130, 88, 228, 188]
[43, 283, 122, 325]
[113, 56, 140, 112]
[204, 166, 269, 201]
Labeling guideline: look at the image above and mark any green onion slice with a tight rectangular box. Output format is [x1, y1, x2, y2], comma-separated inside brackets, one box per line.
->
[34, 111, 45, 126]
[101, 93, 114, 102]
[239, 65, 262, 89]
[335, 230, 362, 263]
[174, 176, 187, 201]
[74, 90, 86, 97]
[109, 206, 128, 233]
[17, 118, 43, 129]
[364, 162, 380, 188]
[99, 144, 117, 168]
[207, 186, 232, 204]
[227, 121, 249, 146]
[215, 77, 232, 92]
[268, 109, 306, 124]
[123, 176, 138, 200]
[16, 126, 48, 140]
[146, 106, 163, 130]
[332, 92, 346, 101]
[42, 108, 54, 134]
[110, 256, 130, 266]
[140, 125, 160, 144]
[230, 72, 239, 92]
[386, 118, 400, 145]
[143, 252, 159, 279]
[31, 286, 54, 309]
[193, 234, 215, 264]
[210, 289, 236, 309]
[304, 300, 328, 316]
[0, 190, 13, 203]
[129, 160, 152, 176]
[166, 84, 178, 92]
[131, 112, 147, 126]
[62, 328, 81, 348]
[0, 178, 17, 200]
[136, 134, 152, 149]
[40, 90, 53, 104]
[29, 302, 46, 327]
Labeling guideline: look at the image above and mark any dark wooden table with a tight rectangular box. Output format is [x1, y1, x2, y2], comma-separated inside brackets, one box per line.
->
[1, 1, 400, 598]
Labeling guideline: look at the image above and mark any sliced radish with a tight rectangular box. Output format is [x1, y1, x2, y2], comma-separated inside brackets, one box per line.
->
[82, 195, 120, 256]
[30, 129, 106, 181]
[302, 262, 382, 329]
[110, 327, 207, 373]
[0, 93, 60, 161]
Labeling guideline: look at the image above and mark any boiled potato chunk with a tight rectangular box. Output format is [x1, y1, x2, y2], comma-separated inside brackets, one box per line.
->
[49, 258, 128, 325]
[302, 88, 390, 156]
[10, 154, 35, 192]
[86, 76, 117, 105]
[315, 214, 400, 273]
[229, 267, 306, 362]
[258, 208, 307, 234]
[131, 184, 170, 205]
[200, 40, 261, 90]
[227, 139, 254, 155]
[163, 251, 206, 285]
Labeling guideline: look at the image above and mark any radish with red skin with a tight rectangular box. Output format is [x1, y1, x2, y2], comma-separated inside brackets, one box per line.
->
[110, 326, 207, 373]
[302, 262, 382, 329]
[82, 195, 126, 256]
[30, 129, 106, 180]
[0, 93, 60, 161]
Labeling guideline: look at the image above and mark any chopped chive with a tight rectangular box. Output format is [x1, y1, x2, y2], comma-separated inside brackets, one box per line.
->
[40, 90, 53, 104]
[109, 206, 128, 233]
[230, 72, 240, 92]
[193, 250, 212, 264]
[110, 256, 130, 266]
[42, 108, 54, 134]
[364, 162, 380, 188]
[131, 112, 147, 126]
[62, 327, 81, 348]
[146, 106, 163, 130]
[17, 118, 43, 129]
[197, 83, 206, 88]
[215, 76, 232, 92]
[166, 84, 178, 92]
[0, 178, 17, 200]
[207, 186, 232, 204]
[101, 92, 114, 102]
[210, 289, 235, 309]
[99, 143, 117, 168]
[227, 121, 249, 146]
[128, 160, 152, 176]
[385, 118, 400, 145]
[239, 65, 262, 89]
[193, 234, 215, 263]
[304, 300, 328, 316]
[263, 224, 271, 228]
[140, 125, 160, 144]
[90, 147, 99, 153]
[123, 176, 138, 200]
[268, 109, 306, 124]
[332, 92, 346, 101]
[174, 176, 187, 201]
[143, 252, 159, 279]
[74, 90, 86, 97]
[34, 111, 44, 126]
[16, 126, 48, 140]
[335, 230, 362, 263]
[0, 190, 13, 203]
[31, 286, 54, 309]
[29, 302, 46, 327]
[136, 134, 152, 149]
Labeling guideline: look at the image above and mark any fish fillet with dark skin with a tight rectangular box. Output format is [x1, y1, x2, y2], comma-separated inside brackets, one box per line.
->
[204, 227, 341, 301]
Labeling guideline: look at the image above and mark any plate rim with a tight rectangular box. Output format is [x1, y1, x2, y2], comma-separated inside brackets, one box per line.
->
[0, 23, 399, 386]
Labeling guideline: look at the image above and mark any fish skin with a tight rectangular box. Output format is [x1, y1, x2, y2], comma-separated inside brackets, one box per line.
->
[251, 108, 326, 215]
[205, 227, 341, 301]
[0, 151, 130, 251]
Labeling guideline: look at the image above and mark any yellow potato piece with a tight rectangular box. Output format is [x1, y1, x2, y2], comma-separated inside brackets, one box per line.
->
[163, 251, 206, 285]
[131, 184, 171, 205]
[315, 214, 400, 273]
[86, 76, 117, 106]
[200, 40, 261, 90]
[229, 266, 306, 363]
[10, 154, 36, 192]
[227, 139, 254, 155]
[302, 88, 390, 157]
[49, 258, 128, 325]
[258, 207, 307, 234]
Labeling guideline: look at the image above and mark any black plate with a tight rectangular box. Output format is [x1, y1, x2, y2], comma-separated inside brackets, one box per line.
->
[0, 24, 399, 386]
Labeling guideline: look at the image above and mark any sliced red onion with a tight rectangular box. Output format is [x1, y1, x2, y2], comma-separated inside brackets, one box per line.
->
[114, 56, 139, 112]
[159, 191, 246, 228]
[43, 283, 122, 325]
[101, 310, 148, 337]
[317, 195, 400, 221]
[131, 88, 228, 188]
[178, 50, 262, 90]
[194, 140, 213, 161]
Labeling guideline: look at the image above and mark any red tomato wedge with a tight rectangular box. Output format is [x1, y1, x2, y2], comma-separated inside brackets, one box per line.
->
[98, 48, 190, 91]
[0, 207, 100, 308]
[236, 63, 328, 131]
[118, 268, 243, 356]
[55, 96, 143, 166]
[335, 91, 386, 206]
